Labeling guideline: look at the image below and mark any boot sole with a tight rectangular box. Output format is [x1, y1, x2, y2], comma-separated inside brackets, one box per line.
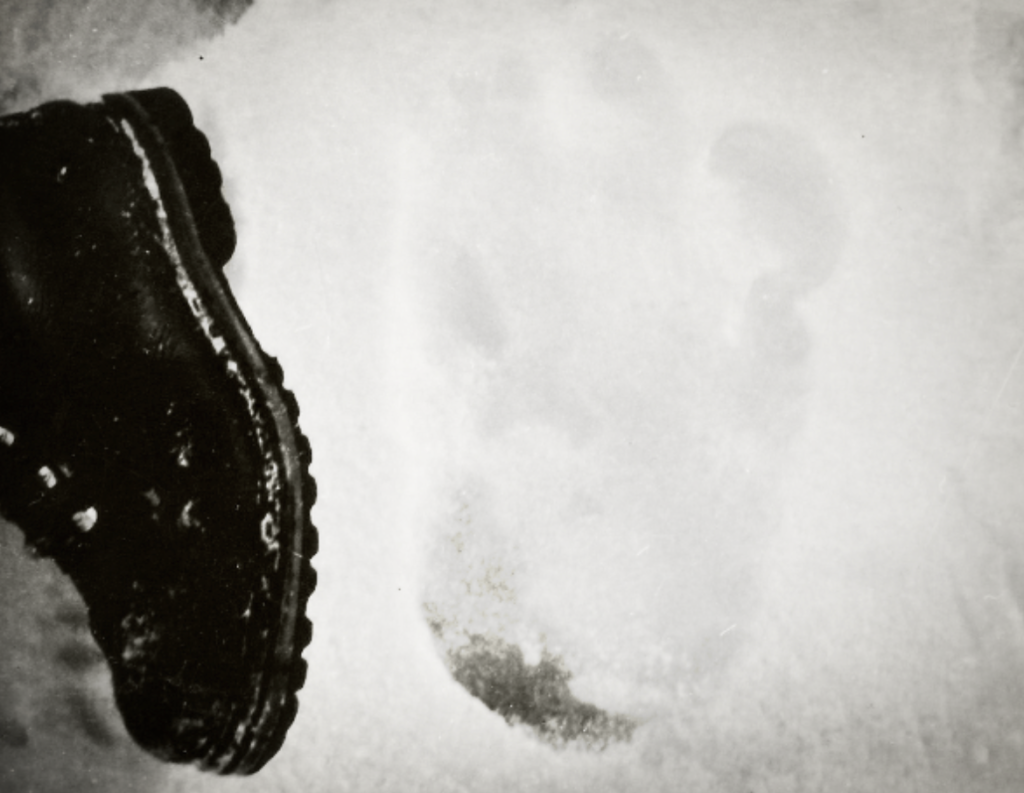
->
[101, 91, 318, 776]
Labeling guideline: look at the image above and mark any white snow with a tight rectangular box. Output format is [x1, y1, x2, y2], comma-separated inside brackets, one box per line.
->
[6, 1, 1024, 791]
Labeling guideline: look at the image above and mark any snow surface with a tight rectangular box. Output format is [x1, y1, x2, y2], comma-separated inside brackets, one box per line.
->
[5, 1, 1024, 791]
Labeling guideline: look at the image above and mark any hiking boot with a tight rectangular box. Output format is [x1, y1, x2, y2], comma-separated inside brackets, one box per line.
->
[0, 87, 317, 775]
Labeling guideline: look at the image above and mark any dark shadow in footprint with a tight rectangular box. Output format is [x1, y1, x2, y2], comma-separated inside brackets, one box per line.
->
[0, 714, 29, 748]
[51, 604, 90, 632]
[64, 690, 116, 748]
[709, 123, 847, 298]
[193, 0, 253, 24]
[708, 123, 848, 440]
[446, 633, 635, 750]
[55, 641, 105, 673]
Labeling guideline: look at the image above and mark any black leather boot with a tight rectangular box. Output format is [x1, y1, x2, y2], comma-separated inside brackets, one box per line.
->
[0, 88, 317, 775]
